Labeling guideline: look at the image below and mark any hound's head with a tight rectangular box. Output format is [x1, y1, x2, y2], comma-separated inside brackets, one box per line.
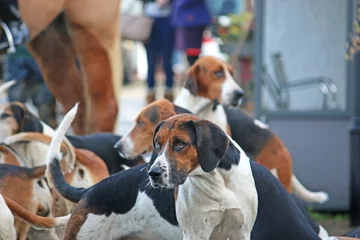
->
[147, 114, 230, 189]
[114, 99, 190, 159]
[185, 56, 244, 106]
[0, 102, 43, 141]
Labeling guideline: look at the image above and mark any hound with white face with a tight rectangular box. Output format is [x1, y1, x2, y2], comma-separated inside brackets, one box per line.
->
[175, 56, 244, 109]
[147, 114, 258, 240]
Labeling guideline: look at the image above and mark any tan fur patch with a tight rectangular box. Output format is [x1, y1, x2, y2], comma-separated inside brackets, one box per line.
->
[155, 114, 201, 175]
[255, 135, 293, 193]
[186, 56, 233, 101]
[129, 99, 178, 156]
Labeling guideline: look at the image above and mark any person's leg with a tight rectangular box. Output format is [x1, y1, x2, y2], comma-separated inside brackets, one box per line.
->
[158, 17, 174, 101]
[2, 55, 28, 102]
[26, 58, 57, 128]
[184, 26, 206, 66]
[145, 18, 160, 104]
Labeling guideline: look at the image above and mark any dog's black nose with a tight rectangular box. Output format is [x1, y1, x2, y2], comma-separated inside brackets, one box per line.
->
[148, 167, 163, 178]
[114, 142, 125, 158]
[233, 90, 244, 100]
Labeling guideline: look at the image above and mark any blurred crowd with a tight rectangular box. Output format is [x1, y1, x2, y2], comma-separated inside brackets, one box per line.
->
[0, 0, 244, 126]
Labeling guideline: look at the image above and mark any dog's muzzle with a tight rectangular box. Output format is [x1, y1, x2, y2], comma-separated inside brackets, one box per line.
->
[229, 89, 244, 106]
[114, 142, 126, 158]
[148, 166, 165, 187]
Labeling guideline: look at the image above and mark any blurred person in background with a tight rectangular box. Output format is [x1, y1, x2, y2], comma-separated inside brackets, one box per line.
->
[0, 0, 29, 54]
[2, 44, 57, 128]
[142, 0, 175, 104]
[171, 0, 211, 66]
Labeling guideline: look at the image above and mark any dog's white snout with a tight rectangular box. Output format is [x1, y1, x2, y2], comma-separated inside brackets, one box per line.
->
[114, 135, 134, 159]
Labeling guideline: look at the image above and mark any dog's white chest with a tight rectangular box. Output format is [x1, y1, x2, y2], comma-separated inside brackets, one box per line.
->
[77, 191, 181, 240]
[176, 166, 257, 240]
[196, 105, 228, 134]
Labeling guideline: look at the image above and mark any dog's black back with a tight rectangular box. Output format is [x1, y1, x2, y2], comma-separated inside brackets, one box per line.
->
[250, 161, 320, 240]
[66, 133, 144, 175]
[76, 160, 320, 240]
[78, 164, 178, 225]
[224, 106, 273, 157]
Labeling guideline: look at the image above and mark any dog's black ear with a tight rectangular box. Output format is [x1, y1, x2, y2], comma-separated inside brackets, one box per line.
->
[10, 103, 43, 133]
[185, 64, 200, 96]
[147, 121, 165, 171]
[189, 120, 229, 172]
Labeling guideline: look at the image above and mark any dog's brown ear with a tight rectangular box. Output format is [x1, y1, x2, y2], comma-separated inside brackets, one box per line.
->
[185, 64, 200, 96]
[187, 119, 229, 172]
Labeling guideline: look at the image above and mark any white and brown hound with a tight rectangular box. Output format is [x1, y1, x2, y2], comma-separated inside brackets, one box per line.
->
[44, 105, 350, 240]
[169, 56, 328, 203]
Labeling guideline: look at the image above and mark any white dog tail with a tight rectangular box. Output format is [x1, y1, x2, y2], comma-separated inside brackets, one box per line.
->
[46, 103, 87, 203]
[292, 174, 329, 204]
[0, 80, 16, 96]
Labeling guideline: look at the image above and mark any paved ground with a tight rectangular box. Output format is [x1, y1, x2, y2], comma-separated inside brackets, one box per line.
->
[117, 80, 183, 135]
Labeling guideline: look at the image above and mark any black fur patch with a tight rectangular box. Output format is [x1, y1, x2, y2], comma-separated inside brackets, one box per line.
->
[224, 106, 272, 157]
[10, 104, 43, 133]
[174, 105, 192, 115]
[67, 133, 144, 175]
[217, 141, 240, 170]
[250, 161, 320, 240]
[146, 105, 160, 125]
[80, 164, 178, 225]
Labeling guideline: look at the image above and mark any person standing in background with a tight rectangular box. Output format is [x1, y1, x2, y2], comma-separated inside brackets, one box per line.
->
[142, 0, 174, 104]
[171, 0, 211, 66]
[3, 44, 57, 128]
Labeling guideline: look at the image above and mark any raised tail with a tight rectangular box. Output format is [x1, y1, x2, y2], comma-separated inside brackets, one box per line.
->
[46, 103, 87, 203]
[0, 80, 16, 96]
[292, 174, 329, 204]
[3, 194, 69, 228]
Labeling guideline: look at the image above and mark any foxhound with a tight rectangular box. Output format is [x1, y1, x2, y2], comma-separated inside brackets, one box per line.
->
[45, 106, 339, 240]
[172, 56, 328, 204]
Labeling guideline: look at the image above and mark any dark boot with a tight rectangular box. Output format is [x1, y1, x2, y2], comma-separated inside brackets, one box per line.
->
[164, 91, 174, 102]
[146, 91, 156, 105]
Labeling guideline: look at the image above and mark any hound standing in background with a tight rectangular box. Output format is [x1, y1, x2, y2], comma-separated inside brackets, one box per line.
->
[174, 56, 328, 203]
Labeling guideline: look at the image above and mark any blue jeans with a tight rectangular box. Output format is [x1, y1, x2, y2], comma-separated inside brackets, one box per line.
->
[145, 17, 174, 90]
[3, 56, 54, 106]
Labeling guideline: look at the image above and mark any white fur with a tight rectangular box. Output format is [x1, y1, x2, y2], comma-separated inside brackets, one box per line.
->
[221, 64, 243, 106]
[155, 135, 258, 240]
[149, 146, 171, 188]
[0, 194, 16, 240]
[175, 89, 228, 133]
[0, 80, 16, 96]
[46, 103, 78, 168]
[77, 192, 182, 240]
[291, 174, 329, 204]
[253, 119, 269, 129]
[176, 88, 329, 205]
[318, 225, 330, 239]
[116, 128, 135, 159]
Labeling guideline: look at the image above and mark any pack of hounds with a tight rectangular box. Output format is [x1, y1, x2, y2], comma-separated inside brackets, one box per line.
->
[0, 56, 358, 240]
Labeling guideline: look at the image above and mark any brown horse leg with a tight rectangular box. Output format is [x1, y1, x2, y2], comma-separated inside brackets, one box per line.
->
[19, 0, 66, 39]
[65, 0, 121, 133]
[69, 25, 118, 133]
[27, 15, 86, 134]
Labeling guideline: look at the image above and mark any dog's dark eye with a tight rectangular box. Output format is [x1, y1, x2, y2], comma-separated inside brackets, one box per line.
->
[154, 140, 161, 150]
[0, 113, 11, 119]
[174, 140, 186, 151]
[213, 70, 224, 78]
[137, 119, 144, 126]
